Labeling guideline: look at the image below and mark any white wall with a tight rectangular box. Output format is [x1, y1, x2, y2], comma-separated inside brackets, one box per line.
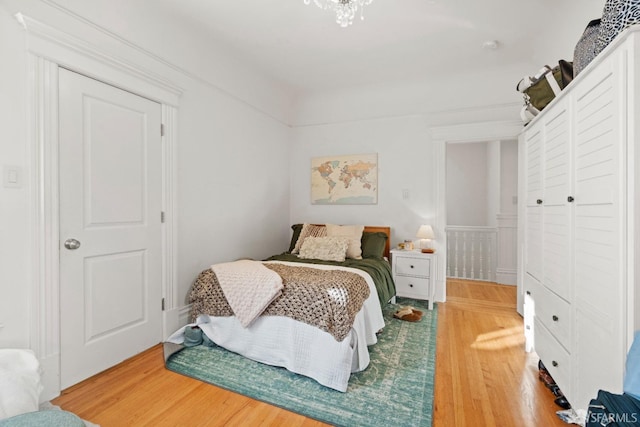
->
[445, 138, 518, 227]
[290, 116, 438, 248]
[486, 140, 501, 227]
[292, 63, 526, 127]
[174, 78, 291, 307]
[0, 0, 292, 352]
[34, 0, 294, 124]
[446, 142, 489, 226]
[0, 4, 30, 348]
[500, 140, 519, 214]
[289, 116, 523, 305]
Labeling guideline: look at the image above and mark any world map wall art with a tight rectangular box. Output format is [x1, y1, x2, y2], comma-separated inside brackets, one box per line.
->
[311, 153, 378, 205]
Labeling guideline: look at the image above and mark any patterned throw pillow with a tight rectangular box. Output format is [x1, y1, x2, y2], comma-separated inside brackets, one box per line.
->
[291, 223, 327, 254]
[326, 224, 365, 259]
[298, 236, 350, 262]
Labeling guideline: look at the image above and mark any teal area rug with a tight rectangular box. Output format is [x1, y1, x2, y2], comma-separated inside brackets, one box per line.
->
[165, 298, 438, 427]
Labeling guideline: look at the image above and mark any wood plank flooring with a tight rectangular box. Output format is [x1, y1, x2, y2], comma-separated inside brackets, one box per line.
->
[52, 279, 566, 426]
[434, 279, 566, 427]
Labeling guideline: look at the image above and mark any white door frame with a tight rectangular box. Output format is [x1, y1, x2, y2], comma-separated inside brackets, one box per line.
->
[430, 120, 523, 304]
[17, 13, 181, 400]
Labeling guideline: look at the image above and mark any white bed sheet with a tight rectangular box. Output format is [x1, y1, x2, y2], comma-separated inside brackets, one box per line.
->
[167, 261, 385, 392]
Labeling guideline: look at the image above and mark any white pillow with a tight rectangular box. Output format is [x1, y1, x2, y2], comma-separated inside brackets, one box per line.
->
[292, 223, 327, 254]
[326, 224, 365, 259]
[0, 349, 42, 420]
[298, 236, 349, 262]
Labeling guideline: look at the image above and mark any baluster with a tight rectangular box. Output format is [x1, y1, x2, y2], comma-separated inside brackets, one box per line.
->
[462, 231, 467, 278]
[479, 231, 484, 280]
[446, 230, 451, 277]
[454, 231, 459, 278]
[487, 234, 496, 282]
[470, 231, 475, 279]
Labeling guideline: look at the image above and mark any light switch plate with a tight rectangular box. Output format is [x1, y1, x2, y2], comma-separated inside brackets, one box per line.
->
[3, 165, 22, 188]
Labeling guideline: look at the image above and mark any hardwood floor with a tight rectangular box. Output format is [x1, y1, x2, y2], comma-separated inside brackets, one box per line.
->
[52, 279, 566, 426]
[433, 279, 566, 426]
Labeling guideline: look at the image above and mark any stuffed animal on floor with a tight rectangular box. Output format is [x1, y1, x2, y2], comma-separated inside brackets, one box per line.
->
[393, 306, 423, 322]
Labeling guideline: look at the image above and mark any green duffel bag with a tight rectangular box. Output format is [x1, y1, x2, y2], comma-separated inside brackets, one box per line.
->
[517, 60, 573, 117]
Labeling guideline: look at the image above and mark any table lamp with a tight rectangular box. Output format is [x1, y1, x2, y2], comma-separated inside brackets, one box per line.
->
[416, 224, 435, 253]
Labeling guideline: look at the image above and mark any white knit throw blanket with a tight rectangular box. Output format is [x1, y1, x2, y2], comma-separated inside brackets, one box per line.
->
[211, 260, 283, 328]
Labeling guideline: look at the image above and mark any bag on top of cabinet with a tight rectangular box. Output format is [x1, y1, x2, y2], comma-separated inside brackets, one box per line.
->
[574, 19, 601, 77]
[516, 60, 573, 123]
[596, 0, 640, 55]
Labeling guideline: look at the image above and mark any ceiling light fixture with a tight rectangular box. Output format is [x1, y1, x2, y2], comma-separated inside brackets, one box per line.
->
[304, 0, 374, 27]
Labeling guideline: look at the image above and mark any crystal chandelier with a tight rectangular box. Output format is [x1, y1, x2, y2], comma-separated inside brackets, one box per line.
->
[304, 0, 374, 27]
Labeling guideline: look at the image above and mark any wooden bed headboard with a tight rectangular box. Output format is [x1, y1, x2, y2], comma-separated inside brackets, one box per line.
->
[363, 226, 391, 259]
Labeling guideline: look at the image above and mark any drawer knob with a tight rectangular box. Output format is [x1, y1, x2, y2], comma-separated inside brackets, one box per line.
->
[526, 291, 531, 296]
[552, 315, 559, 322]
[567, 196, 574, 202]
[409, 283, 414, 288]
[537, 199, 543, 205]
[410, 265, 414, 269]
[552, 360, 558, 367]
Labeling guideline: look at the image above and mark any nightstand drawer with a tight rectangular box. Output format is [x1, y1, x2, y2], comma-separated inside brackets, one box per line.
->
[394, 256, 431, 278]
[394, 275, 429, 298]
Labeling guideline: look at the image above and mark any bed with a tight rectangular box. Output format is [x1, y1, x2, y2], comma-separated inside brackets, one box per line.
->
[166, 224, 396, 392]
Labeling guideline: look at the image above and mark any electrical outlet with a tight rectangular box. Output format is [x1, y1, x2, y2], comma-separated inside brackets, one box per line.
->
[402, 189, 410, 200]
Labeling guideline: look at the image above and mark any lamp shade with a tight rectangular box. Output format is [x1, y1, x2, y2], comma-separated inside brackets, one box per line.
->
[416, 225, 435, 240]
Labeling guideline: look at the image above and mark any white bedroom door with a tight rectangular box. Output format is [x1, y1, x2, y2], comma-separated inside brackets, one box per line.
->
[58, 68, 163, 389]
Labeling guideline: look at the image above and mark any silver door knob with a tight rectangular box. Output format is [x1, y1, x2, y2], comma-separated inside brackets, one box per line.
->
[64, 238, 81, 250]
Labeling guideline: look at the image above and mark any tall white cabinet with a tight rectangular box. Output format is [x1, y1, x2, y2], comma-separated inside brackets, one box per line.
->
[519, 27, 640, 411]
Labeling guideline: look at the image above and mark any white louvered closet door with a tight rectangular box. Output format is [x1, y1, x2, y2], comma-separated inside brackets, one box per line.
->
[540, 101, 572, 303]
[571, 48, 625, 410]
[524, 121, 544, 284]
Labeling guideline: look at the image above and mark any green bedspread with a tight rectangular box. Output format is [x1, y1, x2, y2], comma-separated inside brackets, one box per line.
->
[264, 253, 396, 306]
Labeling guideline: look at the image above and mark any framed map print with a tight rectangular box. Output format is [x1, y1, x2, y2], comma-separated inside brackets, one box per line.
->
[311, 153, 378, 204]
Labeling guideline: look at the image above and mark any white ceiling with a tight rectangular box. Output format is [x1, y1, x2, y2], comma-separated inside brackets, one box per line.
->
[153, 0, 607, 95]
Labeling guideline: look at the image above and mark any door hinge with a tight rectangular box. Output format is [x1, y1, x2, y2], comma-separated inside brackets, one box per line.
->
[162, 298, 165, 311]
[161, 123, 165, 137]
[161, 211, 165, 223]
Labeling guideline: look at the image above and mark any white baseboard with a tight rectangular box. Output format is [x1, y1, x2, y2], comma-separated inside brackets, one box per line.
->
[496, 269, 517, 286]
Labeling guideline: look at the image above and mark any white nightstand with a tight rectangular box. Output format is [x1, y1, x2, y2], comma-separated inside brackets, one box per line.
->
[390, 249, 436, 310]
